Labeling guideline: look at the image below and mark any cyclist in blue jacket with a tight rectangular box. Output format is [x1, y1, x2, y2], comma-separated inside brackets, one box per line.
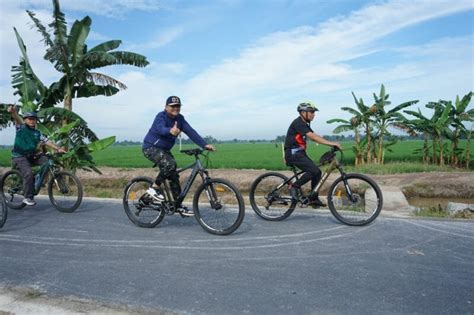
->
[142, 96, 215, 216]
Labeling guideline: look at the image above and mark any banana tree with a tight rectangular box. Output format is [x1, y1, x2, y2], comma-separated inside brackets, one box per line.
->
[348, 91, 375, 163]
[396, 110, 433, 164]
[26, 0, 149, 111]
[466, 128, 472, 169]
[37, 107, 115, 173]
[327, 117, 365, 165]
[448, 92, 473, 167]
[370, 84, 418, 164]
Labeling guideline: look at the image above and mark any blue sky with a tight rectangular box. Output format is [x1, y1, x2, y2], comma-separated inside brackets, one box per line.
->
[0, 0, 473, 145]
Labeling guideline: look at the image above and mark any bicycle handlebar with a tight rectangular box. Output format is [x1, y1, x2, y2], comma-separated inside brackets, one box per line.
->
[180, 147, 213, 156]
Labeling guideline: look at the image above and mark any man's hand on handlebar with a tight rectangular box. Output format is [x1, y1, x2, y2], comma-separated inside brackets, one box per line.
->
[332, 143, 342, 151]
[205, 144, 216, 151]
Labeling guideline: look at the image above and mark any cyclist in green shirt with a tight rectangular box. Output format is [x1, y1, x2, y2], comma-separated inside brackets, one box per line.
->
[7, 106, 66, 206]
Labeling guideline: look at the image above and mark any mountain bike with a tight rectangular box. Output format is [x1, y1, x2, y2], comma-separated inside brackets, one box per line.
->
[249, 147, 383, 226]
[123, 148, 245, 235]
[0, 194, 6, 228]
[0, 153, 83, 212]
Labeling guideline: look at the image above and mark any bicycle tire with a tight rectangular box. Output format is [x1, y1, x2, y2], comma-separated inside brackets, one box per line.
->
[249, 172, 296, 221]
[48, 171, 83, 212]
[193, 178, 245, 235]
[327, 173, 383, 226]
[123, 177, 165, 228]
[0, 170, 26, 210]
[0, 195, 7, 228]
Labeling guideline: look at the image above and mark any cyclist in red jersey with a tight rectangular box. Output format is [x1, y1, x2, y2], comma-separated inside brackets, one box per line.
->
[284, 101, 342, 207]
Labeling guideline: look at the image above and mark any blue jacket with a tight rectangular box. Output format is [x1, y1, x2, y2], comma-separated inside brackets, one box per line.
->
[142, 111, 207, 151]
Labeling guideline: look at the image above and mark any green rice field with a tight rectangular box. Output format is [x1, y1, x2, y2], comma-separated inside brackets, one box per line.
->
[1, 140, 473, 172]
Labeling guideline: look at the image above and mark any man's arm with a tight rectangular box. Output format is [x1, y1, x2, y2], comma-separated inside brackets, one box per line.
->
[45, 140, 67, 153]
[306, 132, 342, 150]
[181, 119, 208, 149]
[7, 105, 22, 125]
[149, 114, 173, 136]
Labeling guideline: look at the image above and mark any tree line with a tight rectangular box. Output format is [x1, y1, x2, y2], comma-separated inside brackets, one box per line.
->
[327, 85, 472, 168]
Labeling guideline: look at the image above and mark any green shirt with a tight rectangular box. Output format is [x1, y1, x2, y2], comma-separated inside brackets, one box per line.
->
[12, 124, 48, 158]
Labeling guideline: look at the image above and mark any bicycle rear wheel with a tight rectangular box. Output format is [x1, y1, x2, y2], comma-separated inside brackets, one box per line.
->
[123, 177, 165, 228]
[48, 171, 83, 212]
[0, 170, 26, 210]
[193, 178, 245, 235]
[0, 195, 7, 228]
[327, 173, 383, 226]
[249, 172, 296, 221]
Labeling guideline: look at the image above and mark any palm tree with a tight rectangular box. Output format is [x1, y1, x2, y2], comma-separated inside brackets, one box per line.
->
[26, 0, 149, 111]
[370, 85, 418, 164]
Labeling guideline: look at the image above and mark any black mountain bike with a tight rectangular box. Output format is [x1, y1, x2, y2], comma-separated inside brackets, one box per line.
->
[0, 153, 83, 212]
[0, 194, 6, 228]
[249, 147, 383, 226]
[123, 148, 245, 235]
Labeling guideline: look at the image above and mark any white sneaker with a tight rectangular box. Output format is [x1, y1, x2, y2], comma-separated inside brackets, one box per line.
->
[23, 198, 37, 206]
[146, 187, 165, 202]
[177, 206, 194, 217]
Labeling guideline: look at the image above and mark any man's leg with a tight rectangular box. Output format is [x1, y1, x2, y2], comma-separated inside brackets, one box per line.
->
[286, 152, 322, 201]
[289, 154, 321, 189]
[143, 147, 180, 199]
[12, 157, 35, 204]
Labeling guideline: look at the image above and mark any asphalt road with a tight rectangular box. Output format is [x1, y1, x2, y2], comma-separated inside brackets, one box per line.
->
[0, 198, 473, 314]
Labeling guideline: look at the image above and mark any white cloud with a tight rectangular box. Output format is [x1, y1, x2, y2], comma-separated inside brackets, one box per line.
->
[182, 0, 473, 106]
[126, 27, 185, 52]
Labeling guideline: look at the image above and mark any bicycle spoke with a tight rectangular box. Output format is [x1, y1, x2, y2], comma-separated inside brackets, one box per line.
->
[249, 173, 295, 221]
[328, 174, 382, 225]
[194, 179, 244, 235]
[123, 178, 164, 228]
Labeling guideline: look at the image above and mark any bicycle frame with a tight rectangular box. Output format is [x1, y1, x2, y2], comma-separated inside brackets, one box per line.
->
[33, 159, 55, 194]
[273, 150, 361, 206]
[161, 153, 211, 207]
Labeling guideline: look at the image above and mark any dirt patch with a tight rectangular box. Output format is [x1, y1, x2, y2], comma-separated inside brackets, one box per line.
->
[1, 167, 473, 199]
[0, 286, 168, 315]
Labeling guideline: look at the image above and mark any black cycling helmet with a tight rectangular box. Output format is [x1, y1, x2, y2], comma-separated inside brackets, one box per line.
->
[297, 101, 318, 113]
[22, 111, 38, 119]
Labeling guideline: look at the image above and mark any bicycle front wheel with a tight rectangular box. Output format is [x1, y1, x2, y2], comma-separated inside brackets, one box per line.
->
[193, 178, 245, 235]
[327, 173, 383, 226]
[249, 172, 295, 221]
[0, 195, 7, 228]
[123, 177, 165, 228]
[0, 170, 26, 210]
[48, 171, 83, 212]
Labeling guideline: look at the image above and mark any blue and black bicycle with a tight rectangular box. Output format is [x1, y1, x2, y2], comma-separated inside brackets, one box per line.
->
[0, 153, 83, 212]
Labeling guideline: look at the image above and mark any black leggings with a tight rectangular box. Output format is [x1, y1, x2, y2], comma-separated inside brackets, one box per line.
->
[285, 150, 321, 190]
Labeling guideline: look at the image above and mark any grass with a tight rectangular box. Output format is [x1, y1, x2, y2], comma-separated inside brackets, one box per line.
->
[1, 140, 473, 172]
